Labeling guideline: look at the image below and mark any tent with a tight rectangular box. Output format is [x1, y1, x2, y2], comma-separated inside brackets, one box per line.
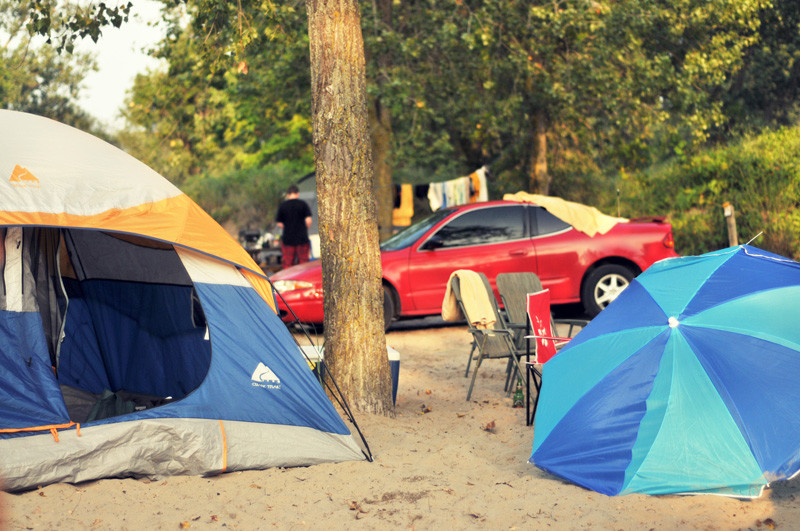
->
[530, 245, 800, 497]
[0, 110, 365, 492]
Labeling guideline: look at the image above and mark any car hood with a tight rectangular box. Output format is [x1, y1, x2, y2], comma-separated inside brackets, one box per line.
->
[271, 259, 323, 281]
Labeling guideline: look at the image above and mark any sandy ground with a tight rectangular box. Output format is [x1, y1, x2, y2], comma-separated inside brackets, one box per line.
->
[4, 320, 800, 529]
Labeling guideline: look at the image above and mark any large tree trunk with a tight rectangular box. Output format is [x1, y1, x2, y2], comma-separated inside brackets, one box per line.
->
[528, 108, 550, 195]
[370, 97, 394, 241]
[306, 0, 393, 415]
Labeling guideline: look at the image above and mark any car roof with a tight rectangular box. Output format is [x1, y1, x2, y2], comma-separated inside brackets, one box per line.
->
[446, 200, 523, 212]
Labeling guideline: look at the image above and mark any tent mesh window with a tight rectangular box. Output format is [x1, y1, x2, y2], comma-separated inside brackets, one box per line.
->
[52, 229, 212, 422]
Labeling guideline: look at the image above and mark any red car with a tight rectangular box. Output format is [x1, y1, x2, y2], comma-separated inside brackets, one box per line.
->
[271, 200, 678, 327]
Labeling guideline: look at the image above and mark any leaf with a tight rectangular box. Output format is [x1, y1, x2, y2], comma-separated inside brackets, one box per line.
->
[482, 420, 496, 433]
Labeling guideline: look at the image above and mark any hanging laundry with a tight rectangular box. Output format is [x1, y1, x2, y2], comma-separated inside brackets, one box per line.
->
[425, 166, 490, 211]
[392, 184, 414, 227]
[428, 182, 445, 211]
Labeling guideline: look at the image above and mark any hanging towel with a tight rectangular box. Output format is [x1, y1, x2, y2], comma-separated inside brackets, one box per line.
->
[477, 166, 489, 201]
[469, 171, 480, 203]
[442, 270, 496, 329]
[428, 182, 444, 211]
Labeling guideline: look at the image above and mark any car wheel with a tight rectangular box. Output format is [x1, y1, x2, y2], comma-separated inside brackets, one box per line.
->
[582, 264, 635, 316]
[383, 285, 395, 331]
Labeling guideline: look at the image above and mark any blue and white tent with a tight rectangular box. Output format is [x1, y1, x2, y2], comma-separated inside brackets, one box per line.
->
[0, 111, 364, 491]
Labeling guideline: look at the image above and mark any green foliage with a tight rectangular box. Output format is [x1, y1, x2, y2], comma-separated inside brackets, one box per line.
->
[24, 0, 132, 53]
[182, 160, 305, 229]
[1, 0, 99, 132]
[624, 126, 800, 259]
[119, 2, 313, 229]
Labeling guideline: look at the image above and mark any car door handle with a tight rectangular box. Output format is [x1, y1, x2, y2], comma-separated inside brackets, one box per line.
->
[509, 250, 526, 256]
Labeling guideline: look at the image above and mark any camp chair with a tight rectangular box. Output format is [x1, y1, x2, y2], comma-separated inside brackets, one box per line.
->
[496, 272, 586, 348]
[496, 272, 588, 424]
[448, 270, 527, 401]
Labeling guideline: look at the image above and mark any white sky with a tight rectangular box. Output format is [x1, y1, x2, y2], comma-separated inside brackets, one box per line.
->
[76, 0, 166, 132]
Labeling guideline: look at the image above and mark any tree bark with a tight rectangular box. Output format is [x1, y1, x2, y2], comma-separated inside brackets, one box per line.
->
[528, 107, 550, 195]
[306, 0, 393, 415]
[370, 97, 394, 241]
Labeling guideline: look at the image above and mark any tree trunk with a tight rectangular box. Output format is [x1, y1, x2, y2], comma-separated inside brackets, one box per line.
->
[306, 0, 393, 415]
[528, 108, 550, 195]
[370, 97, 394, 241]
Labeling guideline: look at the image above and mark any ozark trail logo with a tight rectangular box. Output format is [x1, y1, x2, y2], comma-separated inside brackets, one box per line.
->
[251, 362, 281, 389]
[9, 165, 40, 187]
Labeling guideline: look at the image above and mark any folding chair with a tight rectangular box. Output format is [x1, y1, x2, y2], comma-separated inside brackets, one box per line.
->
[496, 272, 587, 384]
[523, 288, 587, 425]
[445, 270, 527, 401]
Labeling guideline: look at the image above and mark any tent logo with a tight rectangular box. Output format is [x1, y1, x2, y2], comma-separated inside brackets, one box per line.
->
[251, 362, 281, 389]
[9, 164, 40, 187]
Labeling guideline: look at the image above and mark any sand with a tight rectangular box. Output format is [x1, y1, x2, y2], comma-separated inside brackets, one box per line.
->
[4, 320, 799, 529]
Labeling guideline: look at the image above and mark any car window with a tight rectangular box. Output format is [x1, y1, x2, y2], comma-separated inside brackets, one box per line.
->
[431, 206, 525, 248]
[532, 206, 571, 236]
[381, 209, 453, 251]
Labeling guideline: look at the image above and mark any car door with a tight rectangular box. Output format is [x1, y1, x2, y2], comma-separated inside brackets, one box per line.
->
[406, 204, 536, 312]
[528, 206, 585, 302]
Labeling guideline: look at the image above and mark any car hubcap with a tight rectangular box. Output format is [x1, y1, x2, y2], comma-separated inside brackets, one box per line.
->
[594, 273, 629, 309]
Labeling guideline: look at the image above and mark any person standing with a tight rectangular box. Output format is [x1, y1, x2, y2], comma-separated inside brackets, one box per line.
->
[275, 185, 312, 269]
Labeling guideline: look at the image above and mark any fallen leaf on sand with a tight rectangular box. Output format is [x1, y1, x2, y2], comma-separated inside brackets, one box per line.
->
[425, 389, 432, 395]
[349, 501, 360, 510]
[210, 515, 219, 522]
[420, 404, 432, 414]
[250, 484, 262, 489]
[456, 413, 466, 418]
[38, 492, 46, 497]
[179, 522, 191, 529]
[482, 420, 496, 433]
[757, 518, 777, 529]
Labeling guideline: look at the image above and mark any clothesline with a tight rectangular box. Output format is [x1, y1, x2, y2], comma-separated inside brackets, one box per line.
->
[392, 166, 490, 227]
[427, 165, 489, 211]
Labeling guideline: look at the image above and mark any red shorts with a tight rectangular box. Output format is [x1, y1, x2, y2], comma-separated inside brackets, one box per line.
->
[281, 242, 311, 268]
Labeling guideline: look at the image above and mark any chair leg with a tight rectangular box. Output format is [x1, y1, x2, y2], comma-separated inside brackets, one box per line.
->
[466, 336, 487, 401]
[526, 364, 542, 426]
[466, 355, 484, 401]
[464, 339, 477, 378]
[505, 359, 520, 394]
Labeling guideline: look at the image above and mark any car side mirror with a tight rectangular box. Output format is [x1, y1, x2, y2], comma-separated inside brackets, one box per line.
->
[422, 235, 444, 250]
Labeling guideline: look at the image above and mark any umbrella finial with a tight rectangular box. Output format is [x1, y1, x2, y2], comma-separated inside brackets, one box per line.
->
[668, 316, 680, 328]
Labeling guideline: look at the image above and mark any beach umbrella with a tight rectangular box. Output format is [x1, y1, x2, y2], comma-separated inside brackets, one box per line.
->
[530, 245, 800, 497]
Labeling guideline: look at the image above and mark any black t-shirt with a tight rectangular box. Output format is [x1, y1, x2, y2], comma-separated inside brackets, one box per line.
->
[275, 198, 312, 245]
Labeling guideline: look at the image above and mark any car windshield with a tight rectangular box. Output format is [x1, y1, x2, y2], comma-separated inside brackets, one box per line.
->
[380, 209, 453, 251]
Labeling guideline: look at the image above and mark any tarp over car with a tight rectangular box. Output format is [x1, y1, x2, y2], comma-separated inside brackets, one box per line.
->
[504, 192, 627, 237]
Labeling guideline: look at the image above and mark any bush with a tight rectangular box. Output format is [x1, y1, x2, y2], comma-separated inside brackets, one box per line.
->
[622, 126, 800, 259]
[183, 161, 306, 232]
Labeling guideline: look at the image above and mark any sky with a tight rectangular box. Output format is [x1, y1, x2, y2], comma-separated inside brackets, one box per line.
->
[76, 1, 166, 131]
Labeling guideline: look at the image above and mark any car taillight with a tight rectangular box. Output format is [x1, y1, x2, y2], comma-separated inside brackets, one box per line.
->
[663, 232, 675, 249]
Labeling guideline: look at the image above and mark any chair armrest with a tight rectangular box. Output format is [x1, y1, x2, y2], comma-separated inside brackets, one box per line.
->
[472, 328, 513, 336]
[553, 318, 590, 338]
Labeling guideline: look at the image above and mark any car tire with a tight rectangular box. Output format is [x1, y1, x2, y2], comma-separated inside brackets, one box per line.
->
[383, 285, 395, 331]
[582, 264, 635, 317]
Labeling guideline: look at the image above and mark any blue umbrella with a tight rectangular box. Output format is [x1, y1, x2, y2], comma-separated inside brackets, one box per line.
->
[531, 245, 800, 497]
